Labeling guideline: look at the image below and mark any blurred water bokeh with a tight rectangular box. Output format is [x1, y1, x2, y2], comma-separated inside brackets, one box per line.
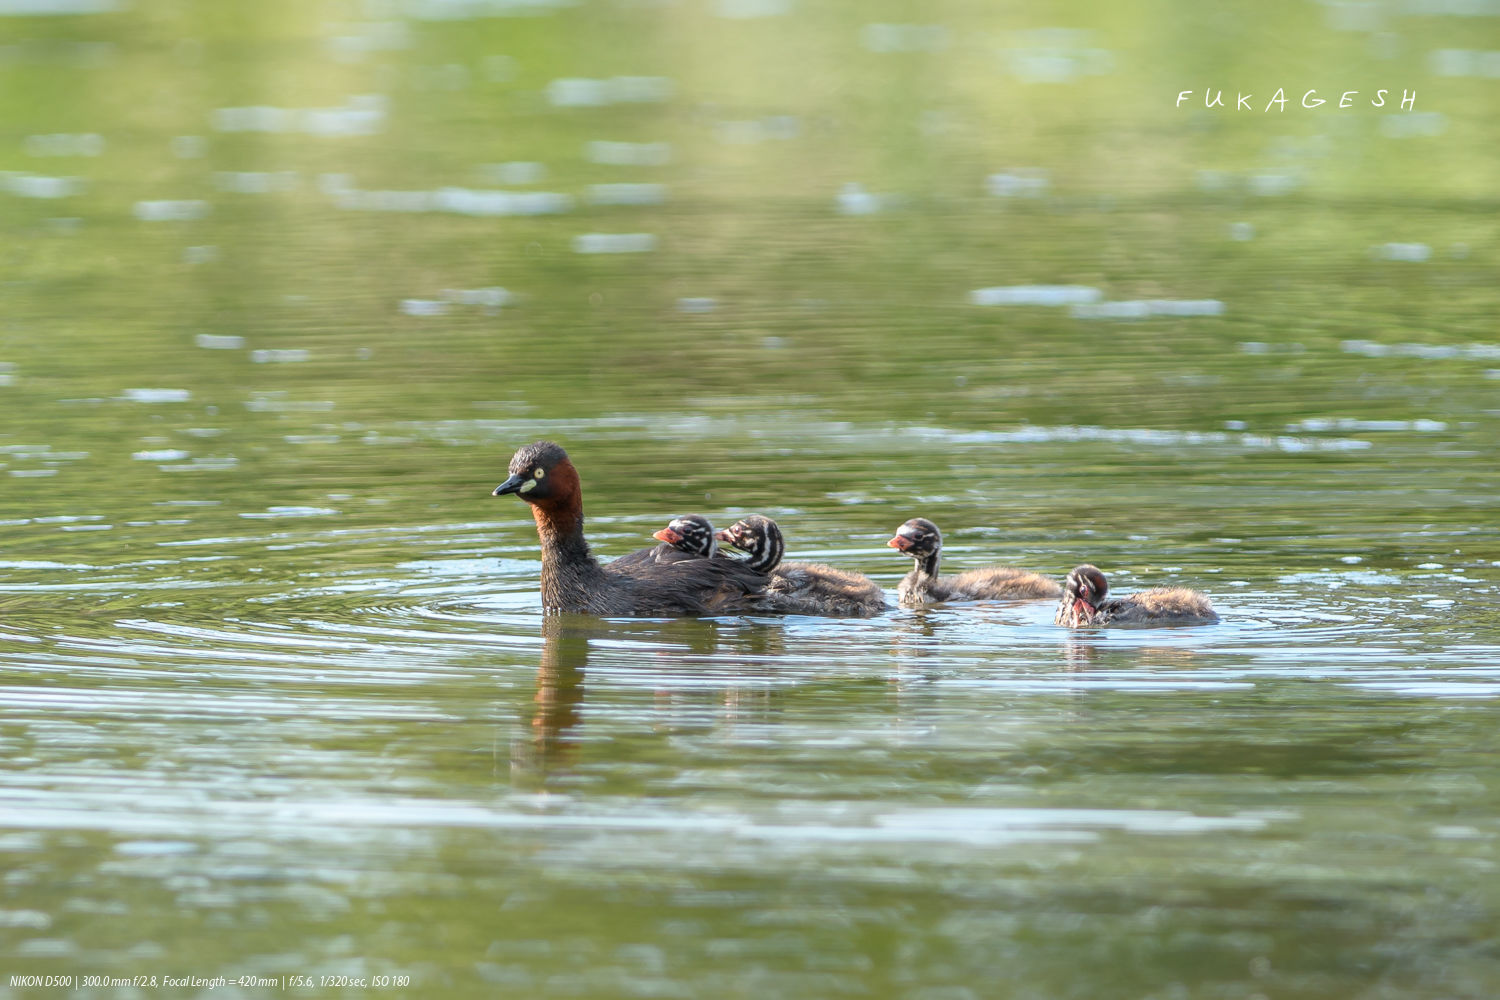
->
[3, 0, 1500, 996]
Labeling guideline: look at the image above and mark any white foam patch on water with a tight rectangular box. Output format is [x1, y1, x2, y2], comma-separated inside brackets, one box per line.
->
[133, 200, 209, 221]
[1287, 417, 1446, 432]
[6, 464, 70, 476]
[970, 285, 1101, 306]
[1370, 241, 1431, 261]
[335, 186, 572, 215]
[250, 349, 309, 363]
[114, 840, 198, 856]
[586, 183, 666, 205]
[1381, 111, 1446, 138]
[836, 183, 885, 215]
[986, 169, 1049, 197]
[0, 0, 116, 10]
[1204, 168, 1305, 197]
[1001, 30, 1113, 83]
[1071, 299, 1225, 319]
[1429, 48, 1500, 76]
[121, 388, 191, 403]
[398, 557, 532, 577]
[1351, 682, 1500, 699]
[23, 133, 103, 156]
[548, 76, 672, 107]
[159, 457, 237, 472]
[214, 170, 299, 194]
[213, 96, 386, 136]
[713, 0, 792, 17]
[875, 807, 1278, 836]
[573, 233, 656, 253]
[245, 392, 334, 412]
[327, 19, 411, 58]
[1, 172, 81, 198]
[194, 334, 244, 349]
[0, 793, 1293, 849]
[0, 687, 455, 721]
[0, 791, 1296, 845]
[1277, 570, 1403, 586]
[132, 449, 189, 462]
[584, 141, 671, 166]
[1341, 339, 1500, 361]
[405, 0, 575, 17]
[0, 910, 50, 929]
[239, 506, 340, 519]
[478, 161, 545, 184]
[456, 287, 512, 307]
[945, 677, 1253, 693]
[1250, 170, 1303, 195]
[400, 413, 1376, 454]
[909, 424, 1372, 453]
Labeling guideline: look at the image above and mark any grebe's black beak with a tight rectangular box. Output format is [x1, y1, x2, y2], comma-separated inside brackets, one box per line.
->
[492, 473, 527, 496]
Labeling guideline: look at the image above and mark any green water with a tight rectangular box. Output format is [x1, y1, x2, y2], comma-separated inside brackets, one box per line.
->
[3, 0, 1499, 997]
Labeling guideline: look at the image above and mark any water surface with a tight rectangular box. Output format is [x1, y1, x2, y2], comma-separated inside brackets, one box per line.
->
[2, 0, 1499, 996]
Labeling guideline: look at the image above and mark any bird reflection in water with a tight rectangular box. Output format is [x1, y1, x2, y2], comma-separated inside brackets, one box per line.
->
[1061, 634, 1099, 672]
[513, 614, 590, 783]
[514, 614, 790, 784]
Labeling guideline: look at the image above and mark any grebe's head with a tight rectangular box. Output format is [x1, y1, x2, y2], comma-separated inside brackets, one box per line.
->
[653, 514, 718, 558]
[715, 514, 784, 573]
[493, 441, 575, 507]
[1063, 564, 1110, 621]
[886, 517, 941, 559]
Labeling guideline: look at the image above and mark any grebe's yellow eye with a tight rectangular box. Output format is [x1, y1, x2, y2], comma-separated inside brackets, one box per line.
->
[533, 468, 545, 479]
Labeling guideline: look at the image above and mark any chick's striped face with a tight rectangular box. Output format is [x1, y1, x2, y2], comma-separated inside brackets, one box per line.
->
[653, 515, 717, 557]
[1065, 565, 1109, 620]
[718, 521, 760, 553]
[887, 518, 941, 558]
[715, 515, 783, 572]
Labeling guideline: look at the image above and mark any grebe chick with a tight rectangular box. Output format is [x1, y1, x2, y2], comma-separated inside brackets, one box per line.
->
[492, 442, 769, 616]
[715, 514, 887, 618]
[650, 514, 719, 559]
[1054, 564, 1218, 628]
[887, 517, 1060, 607]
